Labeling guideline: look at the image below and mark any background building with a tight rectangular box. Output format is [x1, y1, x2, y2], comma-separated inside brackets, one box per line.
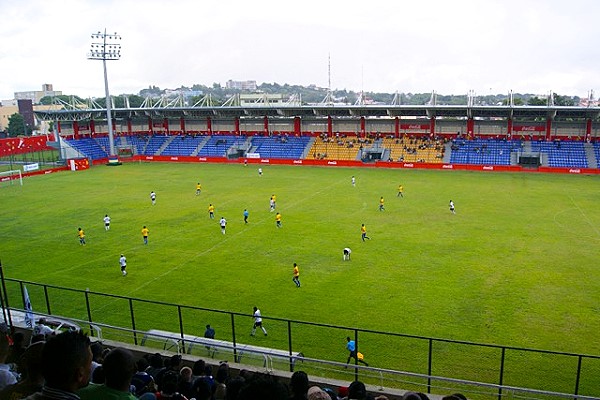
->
[14, 83, 62, 104]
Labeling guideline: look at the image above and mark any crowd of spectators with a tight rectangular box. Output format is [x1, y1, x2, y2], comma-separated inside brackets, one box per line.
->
[0, 328, 470, 400]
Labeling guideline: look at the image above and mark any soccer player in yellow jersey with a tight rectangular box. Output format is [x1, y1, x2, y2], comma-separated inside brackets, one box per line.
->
[77, 228, 85, 245]
[141, 226, 149, 245]
[397, 184, 404, 198]
[292, 263, 300, 288]
[361, 224, 370, 241]
[196, 182, 202, 195]
[379, 196, 385, 211]
[208, 204, 215, 219]
[275, 212, 282, 228]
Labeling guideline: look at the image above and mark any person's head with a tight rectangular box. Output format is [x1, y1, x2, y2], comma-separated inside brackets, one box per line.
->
[179, 366, 193, 382]
[294, 263, 297, 267]
[12, 331, 25, 346]
[103, 347, 136, 391]
[192, 359, 206, 376]
[90, 341, 103, 362]
[192, 376, 212, 400]
[143, 225, 146, 229]
[442, 394, 467, 400]
[149, 353, 164, 368]
[168, 354, 182, 369]
[120, 254, 124, 257]
[290, 370, 309, 397]
[348, 381, 367, 400]
[253, 306, 258, 312]
[308, 386, 331, 400]
[402, 392, 430, 400]
[136, 357, 149, 372]
[206, 324, 211, 329]
[158, 370, 179, 395]
[18, 340, 45, 382]
[216, 362, 229, 383]
[38, 318, 46, 325]
[346, 336, 351, 342]
[42, 330, 92, 392]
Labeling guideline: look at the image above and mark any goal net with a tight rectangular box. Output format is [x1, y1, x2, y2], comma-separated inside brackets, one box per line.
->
[117, 145, 135, 159]
[0, 170, 23, 187]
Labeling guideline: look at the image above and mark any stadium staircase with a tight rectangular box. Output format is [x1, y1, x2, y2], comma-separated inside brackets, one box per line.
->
[584, 143, 598, 168]
[190, 136, 211, 156]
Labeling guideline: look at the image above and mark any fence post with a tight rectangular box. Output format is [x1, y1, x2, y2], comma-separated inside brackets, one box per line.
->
[178, 306, 184, 354]
[498, 347, 506, 400]
[129, 298, 137, 346]
[574, 355, 582, 396]
[43, 285, 51, 315]
[427, 339, 433, 394]
[0, 265, 14, 332]
[84, 289, 93, 337]
[0, 264, 7, 329]
[231, 313, 238, 362]
[287, 320, 293, 372]
[354, 329, 359, 381]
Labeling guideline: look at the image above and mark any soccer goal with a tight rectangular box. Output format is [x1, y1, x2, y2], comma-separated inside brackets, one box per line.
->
[0, 170, 23, 187]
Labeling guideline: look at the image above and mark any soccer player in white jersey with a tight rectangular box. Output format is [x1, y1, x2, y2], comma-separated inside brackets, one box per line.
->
[251, 306, 268, 336]
[103, 214, 111, 231]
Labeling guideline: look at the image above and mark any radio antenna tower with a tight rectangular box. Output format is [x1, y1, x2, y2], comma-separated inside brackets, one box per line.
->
[321, 53, 334, 105]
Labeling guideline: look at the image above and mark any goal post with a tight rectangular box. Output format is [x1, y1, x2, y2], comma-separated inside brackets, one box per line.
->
[0, 170, 23, 186]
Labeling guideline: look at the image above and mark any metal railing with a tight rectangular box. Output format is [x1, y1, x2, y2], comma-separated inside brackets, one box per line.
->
[2, 275, 599, 399]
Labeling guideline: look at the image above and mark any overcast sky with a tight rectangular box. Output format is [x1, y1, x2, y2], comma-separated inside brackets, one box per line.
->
[1, 0, 598, 100]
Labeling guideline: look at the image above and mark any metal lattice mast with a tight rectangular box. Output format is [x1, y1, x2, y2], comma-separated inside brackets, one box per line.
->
[88, 29, 121, 158]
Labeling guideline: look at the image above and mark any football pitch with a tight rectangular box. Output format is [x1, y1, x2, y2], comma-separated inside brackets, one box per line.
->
[0, 162, 599, 392]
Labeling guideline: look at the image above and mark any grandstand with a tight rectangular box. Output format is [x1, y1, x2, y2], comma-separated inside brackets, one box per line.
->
[32, 99, 600, 172]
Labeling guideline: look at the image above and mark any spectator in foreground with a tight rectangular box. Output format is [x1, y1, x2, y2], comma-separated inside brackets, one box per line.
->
[0, 332, 18, 391]
[23, 330, 92, 400]
[78, 347, 137, 400]
[131, 357, 156, 397]
[0, 341, 45, 400]
[289, 371, 309, 400]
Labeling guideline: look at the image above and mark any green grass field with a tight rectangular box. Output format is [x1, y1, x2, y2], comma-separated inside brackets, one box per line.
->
[0, 162, 599, 394]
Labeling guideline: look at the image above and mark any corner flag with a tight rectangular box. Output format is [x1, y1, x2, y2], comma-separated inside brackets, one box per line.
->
[23, 286, 33, 328]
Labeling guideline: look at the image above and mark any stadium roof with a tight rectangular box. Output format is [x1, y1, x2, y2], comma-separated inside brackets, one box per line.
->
[34, 103, 600, 122]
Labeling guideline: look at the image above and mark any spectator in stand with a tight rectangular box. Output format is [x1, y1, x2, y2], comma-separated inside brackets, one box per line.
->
[348, 381, 368, 400]
[32, 319, 54, 340]
[146, 353, 165, 381]
[0, 341, 45, 400]
[131, 357, 156, 397]
[402, 392, 430, 400]
[177, 367, 195, 400]
[236, 373, 288, 400]
[308, 386, 332, 400]
[213, 362, 230, 400]
[5, 332, 26, 366]
[155, 355, 182, 389]
[155, 370, 187, 400]
[289, 370, 309, 400]
[442, 394, 467, 400]
[0, 331, 18, 391]
[78, 347, 137, 400]
[189, 378, 211, 400]
[89, 342, 103, 382]
[23, 330, 92, 400]
[224, 376, 245, 400]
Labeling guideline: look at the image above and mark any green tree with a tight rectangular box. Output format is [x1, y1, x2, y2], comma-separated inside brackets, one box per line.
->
[527, 96, 547, 106]
[39, 94, 85, 105]
[7, 113, 28, 137]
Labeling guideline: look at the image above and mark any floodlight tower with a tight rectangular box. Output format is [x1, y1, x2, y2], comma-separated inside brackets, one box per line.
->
[88, 29, 121, 158]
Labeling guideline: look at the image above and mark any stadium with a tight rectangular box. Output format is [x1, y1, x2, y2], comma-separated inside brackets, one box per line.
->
[0, 97, 599, 400]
